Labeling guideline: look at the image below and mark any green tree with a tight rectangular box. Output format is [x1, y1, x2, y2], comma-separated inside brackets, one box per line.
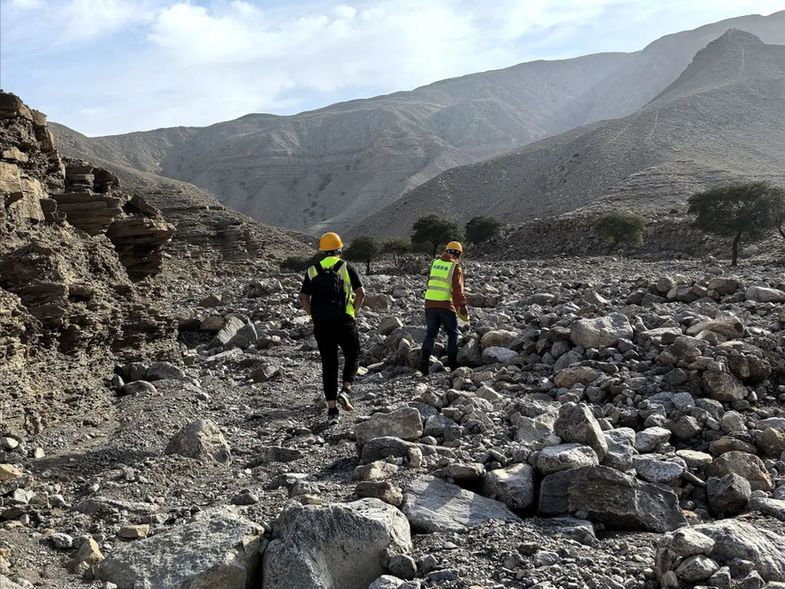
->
[594, 211, 646, 253]
[382, 238, 411, 265]
[411, 214, 462, 257]
[465, 216, 502, 244]
[688, 182, 785, 266]
[345, 235, 380, 274]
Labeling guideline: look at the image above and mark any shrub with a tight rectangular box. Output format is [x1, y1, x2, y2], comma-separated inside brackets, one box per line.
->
[594, 212, 646, 253]
[279, 253, 321, 272]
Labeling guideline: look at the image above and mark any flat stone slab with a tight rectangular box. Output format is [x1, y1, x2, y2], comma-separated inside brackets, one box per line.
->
[402, 476, 521, 533]
[96, 508, 262, 589]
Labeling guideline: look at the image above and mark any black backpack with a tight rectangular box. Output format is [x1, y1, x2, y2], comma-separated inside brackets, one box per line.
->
[310, 260, 347, 322]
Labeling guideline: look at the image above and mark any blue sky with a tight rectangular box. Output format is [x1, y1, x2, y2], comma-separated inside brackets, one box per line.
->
[1, 0, 782, 136]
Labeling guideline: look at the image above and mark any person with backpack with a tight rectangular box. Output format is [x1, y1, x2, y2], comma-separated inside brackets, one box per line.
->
[299, 232, 365, 424]
[418, 240, 468, 376]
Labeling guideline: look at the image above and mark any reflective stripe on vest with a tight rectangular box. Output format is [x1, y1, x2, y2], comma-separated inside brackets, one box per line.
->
[307, 256, 356, 317]
[424, 259, 455, 302]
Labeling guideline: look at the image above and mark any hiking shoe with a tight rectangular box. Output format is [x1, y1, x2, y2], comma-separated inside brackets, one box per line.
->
[337, 389, 354, 412]
[327, 408, 340, 424]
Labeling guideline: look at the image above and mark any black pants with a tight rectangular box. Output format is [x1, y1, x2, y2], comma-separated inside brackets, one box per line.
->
[313, 319, 360, 401]
[420, 308, 459, 369]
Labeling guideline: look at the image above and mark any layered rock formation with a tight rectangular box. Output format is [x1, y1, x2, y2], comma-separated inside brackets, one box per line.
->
[0, 92, 177, 435]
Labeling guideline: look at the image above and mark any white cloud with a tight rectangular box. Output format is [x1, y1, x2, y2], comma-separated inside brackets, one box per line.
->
[3, 0, 784, 135]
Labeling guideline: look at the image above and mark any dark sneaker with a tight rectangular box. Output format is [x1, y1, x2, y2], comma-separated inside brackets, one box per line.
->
[327, 408, 340, 424]
[337, 389, 354, 412]
[418, 363, 429, 376]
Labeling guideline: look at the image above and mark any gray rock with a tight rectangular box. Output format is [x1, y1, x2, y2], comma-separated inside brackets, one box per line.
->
[378, 317, 403, 336]
[656, 520, 785, 585]
[262, 498, 411, 589]
[570, 313, 633, 348]
[702, 371, 747, 402]
[481, 347, 519, 364]
[403, 476, 520, 533]
[553, 403, 608, 461]
[165, 419, 231, 463]
[746, 286, 785, 303]
[749, 496, 785, 522]
[97, 508, 262, 589]
[708, 278, 741, 295]
[146, 361, 186, 381]
[669, 528, 716, 557]
[634, 426, 671, 452]
[604, 428, 636, 471]
[538, 466, 687, 532]
[707, 473, 751, 516]
[355, 408, 423, 446]
[368, 576, 417, 589]
[245, 446, 304, 467]
[361, 437, 418, 464]
[214, 316, 245, 346]
[120, 380, 157, 396]
[227, 323, 258, 350]
[633, 455, 684, 485]
[676, 555, 720, 582]
[482, 463, 536, 510]
[536, 444, 599, 475]
[0, 575, 25, 589]
[706, 451, 773, 491]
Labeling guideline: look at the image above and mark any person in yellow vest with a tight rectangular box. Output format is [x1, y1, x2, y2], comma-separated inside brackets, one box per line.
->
[299, 232, 365, 424]
[418, 241, 468, 375]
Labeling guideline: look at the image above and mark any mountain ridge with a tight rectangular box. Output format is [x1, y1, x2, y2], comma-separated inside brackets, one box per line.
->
[50, 11, 785, 234]
[355, 30, 785, 237]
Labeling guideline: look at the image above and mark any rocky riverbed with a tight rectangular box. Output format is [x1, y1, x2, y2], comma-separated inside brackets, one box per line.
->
[3, 255, 785, 589]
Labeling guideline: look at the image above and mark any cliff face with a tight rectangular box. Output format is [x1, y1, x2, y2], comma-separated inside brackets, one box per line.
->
[0, 92, 178, 435]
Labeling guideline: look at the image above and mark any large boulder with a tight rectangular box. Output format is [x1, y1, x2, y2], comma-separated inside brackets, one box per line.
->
[746, 286, 785, 303]
[536, 444, 599, 475]
[355, 408, 423, 446]
[553, 403, 608, 461]
[262, 498, 411, 589]
[480, 330, 517, 349]
[482, 463, 536, 509]
[656, 521, 785, 585]
[701, 371, 747, 402]
[165, 419, 231, 463]
[402, 476, 520, 533]
[706, 473, 751, 516]
[553, 366, 599, 388]
[97, 508, 262, 589]
[570, 314, 633, 348]
[705, 451, 773, 491]
[538, 466, 687, 532]
[481, 347, 519, 364]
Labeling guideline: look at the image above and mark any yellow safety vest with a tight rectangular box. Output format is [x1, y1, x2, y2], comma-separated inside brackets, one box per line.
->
[425, 259, 456, 302]
[306, 256, 356, 317]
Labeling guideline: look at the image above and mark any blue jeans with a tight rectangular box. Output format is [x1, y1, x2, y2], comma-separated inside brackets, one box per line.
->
[420, 308, 459, 369]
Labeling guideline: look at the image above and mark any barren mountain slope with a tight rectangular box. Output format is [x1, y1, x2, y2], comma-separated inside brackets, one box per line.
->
[356, 30, 785, 237]
[51, 12, 785, 233]
[50, 126, 311, 265]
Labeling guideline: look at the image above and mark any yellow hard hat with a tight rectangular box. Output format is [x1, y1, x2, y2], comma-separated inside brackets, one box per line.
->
[319, 232, 344, 251]
[446, 241, 463, 253]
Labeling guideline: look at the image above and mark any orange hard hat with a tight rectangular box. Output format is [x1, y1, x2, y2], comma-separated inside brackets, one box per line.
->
[319, 232, 344, 251]
[446, 241, 463, 253]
